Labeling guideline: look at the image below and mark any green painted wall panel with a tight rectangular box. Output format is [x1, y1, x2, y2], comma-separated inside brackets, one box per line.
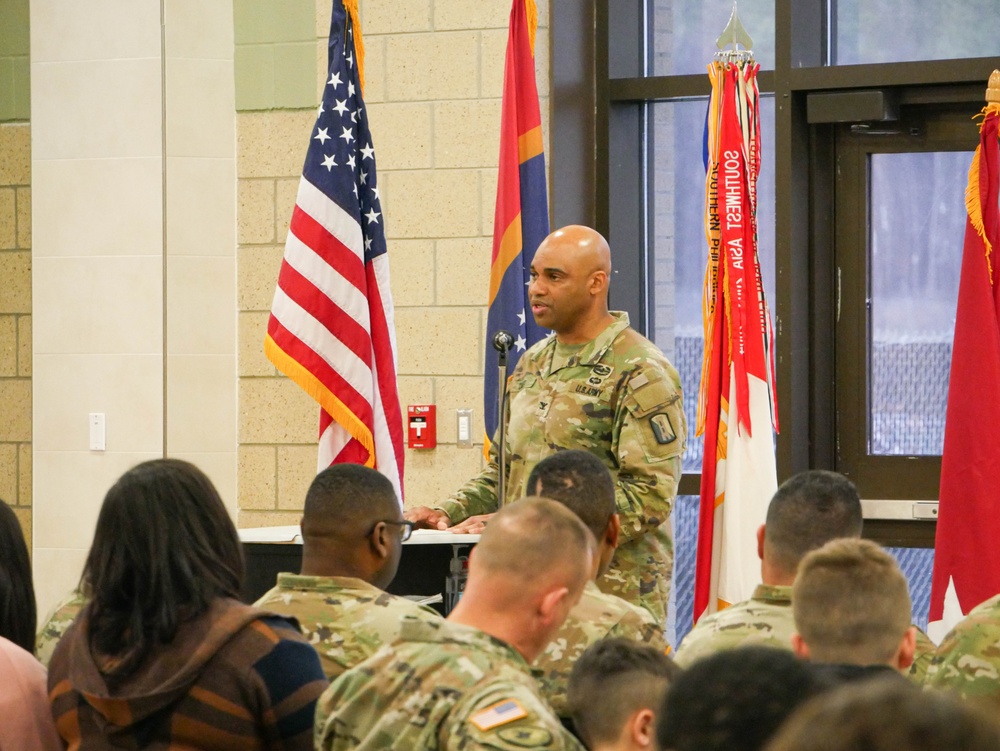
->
[272, 41, 314, 109]
[235, 44, 276, 111]
[0, 0, 29, 121]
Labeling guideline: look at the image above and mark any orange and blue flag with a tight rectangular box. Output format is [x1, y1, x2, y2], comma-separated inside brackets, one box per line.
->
[485, 0, 549, 440]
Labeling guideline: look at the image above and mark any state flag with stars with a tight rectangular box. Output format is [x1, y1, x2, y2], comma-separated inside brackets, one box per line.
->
[264, 0, 404, 500]
[485, 0, 550, 442]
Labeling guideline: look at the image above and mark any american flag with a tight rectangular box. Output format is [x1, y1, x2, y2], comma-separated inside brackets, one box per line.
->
[264, 0, 404, 500]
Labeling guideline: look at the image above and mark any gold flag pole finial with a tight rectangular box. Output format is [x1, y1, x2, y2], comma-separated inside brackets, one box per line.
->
[987, 70, 1000, 104]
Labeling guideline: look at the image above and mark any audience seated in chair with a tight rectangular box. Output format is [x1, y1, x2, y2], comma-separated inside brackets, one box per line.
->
[657, 645, 820, 751]
[791, 538, 916, 686]
[315, 498, 593, 751]
[765, 676, 1000, 751]
[0, 497, 37, 654]
[567, 637, 679, 751]
[36, 588, 86, 667]
[675, 471, 862, 668]
[527, 450, 669, 721]
[47, 459, 329, 750]
[674, 470, 935, 681]
[925, 586, 1000, 700]
[254, 463, 440, 680]
[0, 498, 61, 751]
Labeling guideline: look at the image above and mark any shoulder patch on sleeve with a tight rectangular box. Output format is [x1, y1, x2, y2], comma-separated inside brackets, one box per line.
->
[497, 726, 554, 747]
[469, 699, 528, 731]
[631, 381, 678, 414]
[649, 413, 677, 444]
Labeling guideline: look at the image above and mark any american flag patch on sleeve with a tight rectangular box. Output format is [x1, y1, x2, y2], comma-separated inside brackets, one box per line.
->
[469, 699, 529, 730]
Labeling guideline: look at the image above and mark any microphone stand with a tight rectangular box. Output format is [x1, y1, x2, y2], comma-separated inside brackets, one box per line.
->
[492, 332, 513, 508]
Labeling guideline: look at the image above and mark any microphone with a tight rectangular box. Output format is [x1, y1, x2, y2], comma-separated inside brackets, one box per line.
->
[492, 330, 514, 353]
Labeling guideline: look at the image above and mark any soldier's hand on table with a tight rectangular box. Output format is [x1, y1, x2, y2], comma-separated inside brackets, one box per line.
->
[448, 514, 494, 534]
[404, 506, 450, 530]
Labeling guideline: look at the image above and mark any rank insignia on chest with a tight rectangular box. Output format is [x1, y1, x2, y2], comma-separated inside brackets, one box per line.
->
[469, 699, 528, 731]
[536, 400, 551, 418]
[649, 413, 677, 444]
[586, 363, 614, 388]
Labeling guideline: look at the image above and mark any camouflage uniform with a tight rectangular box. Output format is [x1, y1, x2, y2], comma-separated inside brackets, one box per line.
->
[436, 313, 685, 623]
[535, 580, 669, 717]
[909, 628, 936, 684]
[673, 584, 795, 668]
[925, 592, 1000, 697]
[316, 616, 583, 750]
[35, 588, 86, 667]
[673, 583, 937, 684]
[254, 573, 441, 680]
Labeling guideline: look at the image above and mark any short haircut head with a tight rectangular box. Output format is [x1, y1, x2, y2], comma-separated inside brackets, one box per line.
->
[792, 538, 911, 665]
[0, 498, 36, 654]
[83, 459, 244, 677]
[657, 646, 819, 751]
[765, 470, 863, 574]
[301, 463, 399, 539]
[765, 677, 1000, 751]
[471, 497, 593, 597]
[526, 450, 615, 540]
[568, 638, 680, 748]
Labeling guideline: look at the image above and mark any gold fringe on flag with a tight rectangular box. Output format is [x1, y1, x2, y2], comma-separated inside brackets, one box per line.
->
[966, 74, 1000, 284]
[344, 0, 366, 95]
[696, 60, 724, 438]
[526, 0, 538, 57]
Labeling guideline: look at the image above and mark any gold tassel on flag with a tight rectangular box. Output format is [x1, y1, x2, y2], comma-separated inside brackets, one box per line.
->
[344, 0, 366, 94]
[525, 0, 538, 56]
[966, 70, 1000, 283]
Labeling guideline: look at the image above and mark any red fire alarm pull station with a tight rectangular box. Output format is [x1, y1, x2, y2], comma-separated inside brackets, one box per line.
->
[407, 405, 437, 448]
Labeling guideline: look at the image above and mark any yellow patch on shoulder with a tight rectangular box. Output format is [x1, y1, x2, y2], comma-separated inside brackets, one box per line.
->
[469, 699, 528, 731]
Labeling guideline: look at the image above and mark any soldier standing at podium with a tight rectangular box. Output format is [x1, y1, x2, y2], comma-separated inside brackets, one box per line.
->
[407, 225, 686, 624]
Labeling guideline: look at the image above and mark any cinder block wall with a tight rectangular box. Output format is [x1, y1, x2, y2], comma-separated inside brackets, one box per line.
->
[0, 122, 31, 539]
[236, 0, 550, 520]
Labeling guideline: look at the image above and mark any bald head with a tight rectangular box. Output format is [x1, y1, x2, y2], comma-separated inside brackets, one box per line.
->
[529, 225, 615, 343]
[540, 225, 612, 274]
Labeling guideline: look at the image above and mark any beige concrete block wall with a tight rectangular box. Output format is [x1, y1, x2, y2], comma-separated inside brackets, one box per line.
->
[0, 123, 31, 540]
[237, 0, 550, 520]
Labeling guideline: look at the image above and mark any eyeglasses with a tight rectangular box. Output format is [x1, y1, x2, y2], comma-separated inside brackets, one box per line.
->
[375, 519, 414, 542]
